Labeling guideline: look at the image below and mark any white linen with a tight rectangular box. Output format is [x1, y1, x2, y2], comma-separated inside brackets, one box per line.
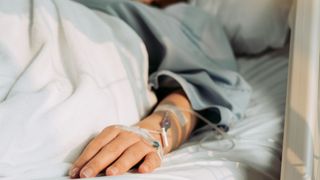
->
[9, 48, 288, 180]
[97, 48, 288, 180]
[136, 48, 288, 180]
[0, 0, 157, 178]
[0, 0, 288, 178]
[188, 0, 292, 54]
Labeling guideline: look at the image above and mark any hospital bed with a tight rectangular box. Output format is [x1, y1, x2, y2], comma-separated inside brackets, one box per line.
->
[0, 0, 319, 179]
[40, 47, 287, 180]
[110, 0, 320, 179]
[106, 0, 320, 179]
[281, 0, 320, 180]
[52, 0, 320, 179]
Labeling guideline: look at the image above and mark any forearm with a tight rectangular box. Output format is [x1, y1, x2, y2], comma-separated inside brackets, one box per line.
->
[137, 90, 198, 154]
[70, 90, 197, 178]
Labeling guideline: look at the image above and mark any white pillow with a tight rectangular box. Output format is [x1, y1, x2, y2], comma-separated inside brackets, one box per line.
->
[189, 0, 292, 54]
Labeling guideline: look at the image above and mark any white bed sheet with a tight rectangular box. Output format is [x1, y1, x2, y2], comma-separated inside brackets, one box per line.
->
[34, 48, 289, 180]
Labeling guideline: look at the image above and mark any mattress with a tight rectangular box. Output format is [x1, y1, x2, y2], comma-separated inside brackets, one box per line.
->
[38, 48, 289, 180]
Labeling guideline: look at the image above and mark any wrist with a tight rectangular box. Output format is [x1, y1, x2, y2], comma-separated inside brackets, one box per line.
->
[136, 112, 177, 154]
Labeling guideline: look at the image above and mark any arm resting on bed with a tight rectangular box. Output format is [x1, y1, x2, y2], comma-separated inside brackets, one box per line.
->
[69, 90, 198, 178]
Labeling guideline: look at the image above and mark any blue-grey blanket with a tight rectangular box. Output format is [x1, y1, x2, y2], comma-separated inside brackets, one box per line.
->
[76, 0, 252, 126]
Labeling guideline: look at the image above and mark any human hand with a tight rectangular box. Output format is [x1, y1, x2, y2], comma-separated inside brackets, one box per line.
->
[69, 90, 196, 178]
[69, 125, 162, 178]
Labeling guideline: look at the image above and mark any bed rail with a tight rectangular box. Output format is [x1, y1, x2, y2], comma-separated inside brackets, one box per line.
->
[281, 0, 320, 179]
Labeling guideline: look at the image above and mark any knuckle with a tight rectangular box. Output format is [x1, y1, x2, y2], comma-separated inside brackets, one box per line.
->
[102, 127, 110, 134]
[119, 160, 131, 169]
[116, 133, 127, 142]
[130, 148, 143, 158]
[103, 125, 118, 133]
[86, 160, 103, 171]
[87, 139, 101, 150]
[76, 151, 92, 164]
[118, 131, 138, 141]
[111, 160, 130, 173]
[73, 160, 83, 168]
[137, 142, 153, 156]
[127, 131, 138, 138]
[79, 153, 91, 162]
[118, 131, 129, 138]
[144, 146, 154, 154]
[140, 140, 154, 151]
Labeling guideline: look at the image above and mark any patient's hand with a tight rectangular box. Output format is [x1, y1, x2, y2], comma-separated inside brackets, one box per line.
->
[140, 0, 186, 8]
[69, 91, 197, 178]
[69, 121, 163, 178]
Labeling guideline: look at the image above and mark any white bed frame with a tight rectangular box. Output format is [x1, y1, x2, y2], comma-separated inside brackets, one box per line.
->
[281, 0, 320, 179]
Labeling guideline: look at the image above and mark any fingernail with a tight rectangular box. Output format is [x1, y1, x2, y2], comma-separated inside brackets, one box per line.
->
[81, 167, 93, 178]
[69, 167, 80, 178]
[107, 167, 119, 175]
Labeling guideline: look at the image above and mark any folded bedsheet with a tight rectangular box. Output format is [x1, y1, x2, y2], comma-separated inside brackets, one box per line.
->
[1, 43, 289, 179]
[0, 0, 158, 177]
[51, 47, 286, 180]
[0, 0, 286, 179]
[40, 48, 289, 180]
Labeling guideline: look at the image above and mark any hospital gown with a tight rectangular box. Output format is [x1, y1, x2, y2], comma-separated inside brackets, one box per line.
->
[76, 0, 252, 127]
[0, 0, 252, 178]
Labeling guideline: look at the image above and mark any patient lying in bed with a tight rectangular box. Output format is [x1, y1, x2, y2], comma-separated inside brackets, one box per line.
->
[0, 0, 250, 179]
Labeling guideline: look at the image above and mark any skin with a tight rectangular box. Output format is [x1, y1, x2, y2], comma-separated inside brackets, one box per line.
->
[69, 90, 198, 178]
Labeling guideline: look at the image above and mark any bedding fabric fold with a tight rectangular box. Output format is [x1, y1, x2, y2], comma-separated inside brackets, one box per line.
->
[0, 0, 250, 178]
[76, 0, 251, 125]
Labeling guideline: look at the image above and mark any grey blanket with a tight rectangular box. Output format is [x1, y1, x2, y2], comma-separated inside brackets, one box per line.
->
[76, 0, 252, 126]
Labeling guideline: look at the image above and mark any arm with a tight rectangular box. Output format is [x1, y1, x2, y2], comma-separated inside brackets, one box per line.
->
[137, 90, 198, 154]
[69, 90, 198, 178]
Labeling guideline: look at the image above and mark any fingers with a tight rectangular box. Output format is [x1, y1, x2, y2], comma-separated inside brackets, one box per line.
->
[69, 126, 120, 177]
[138, 152, 162, 173]
[79, 132, 140, 178]
[73, 126, 120, 167]
[69, 125, 163, 179]
[106, 141, 154, 176]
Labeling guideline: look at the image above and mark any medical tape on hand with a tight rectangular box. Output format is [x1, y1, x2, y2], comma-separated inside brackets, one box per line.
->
[154, 104, 236, 152]
[154, 104, 187, 127]
[154, 104, 188, 148]
[116, 125, 164, 160]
